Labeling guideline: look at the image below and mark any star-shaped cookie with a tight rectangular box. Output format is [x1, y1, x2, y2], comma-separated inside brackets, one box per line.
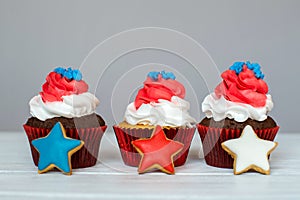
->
[31, 122, 84, 175]
[221, 125, 278, 175]
[132, 126, 184, 174]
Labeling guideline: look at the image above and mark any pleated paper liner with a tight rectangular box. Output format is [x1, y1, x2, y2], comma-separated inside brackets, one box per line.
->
[113, 125, 196, 167]
[197, 124, 280, 168]
[23, 124, 107, 169]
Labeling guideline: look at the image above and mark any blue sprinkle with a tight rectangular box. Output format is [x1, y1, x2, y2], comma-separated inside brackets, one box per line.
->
[147, 71, 160, 81]
[147, 71, 176, 80]
[63, 71, 73, 80]
[229, 61, 265, 79]
[253, 68, 259, 74]
[246, 61, 252, 69]
[229, 62, 244, 75]
[166, 72, 176, 80]
[245, 62, 264, 79]
[54, 67, 65, 75]
[72, 69, 82, 81]
[53, 67, 83, 80]
[161, 71, 176, 80]
[161, 71, 168, 79]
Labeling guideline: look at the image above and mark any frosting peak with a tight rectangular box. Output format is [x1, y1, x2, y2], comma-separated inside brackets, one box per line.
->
[202, 61, 273, 122]
[40, 68, 88, 103]
[30, 67, 99, 121]
[134, 71, 185, 109]
[126, 96, 196, 127]
[125, 71, 195, 127]
[215, 62, 268, 107]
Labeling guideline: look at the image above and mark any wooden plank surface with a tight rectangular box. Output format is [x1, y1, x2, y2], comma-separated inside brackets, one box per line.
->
[0, 131, 298, 199]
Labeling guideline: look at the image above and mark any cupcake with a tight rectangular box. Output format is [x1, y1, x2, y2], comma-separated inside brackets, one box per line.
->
[23, 67, 107, 168]
[113, 71, 196, 167]
[197, 61, 279, 168]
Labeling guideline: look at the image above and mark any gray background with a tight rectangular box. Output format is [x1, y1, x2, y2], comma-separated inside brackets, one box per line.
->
[0, 0, 299, 132]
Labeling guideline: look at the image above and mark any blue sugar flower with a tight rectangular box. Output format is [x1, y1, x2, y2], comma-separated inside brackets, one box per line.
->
[161, 71, 176, 80]
[229, 62, 244, 75]
[147, 71, 176, 81]
[147, 71, 160, 81]
[161, 71, 168, 79]
[245, 61, 264, 79]
[166, 71, 175, 80]
[229, 61, 265, 79]
[63, 68, 73, 80]
[167, 72, 176, 80]
[54, 67, 66, 75]
[246, 61, 253, 70]
[53, 67, 83, 81]
[72, 69, 82, 81]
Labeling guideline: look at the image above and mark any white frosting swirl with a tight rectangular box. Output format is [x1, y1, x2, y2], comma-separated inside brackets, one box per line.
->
[125, 96, 196, 127]
[29, 92, 99, 121]
[202, 93, 273, 122]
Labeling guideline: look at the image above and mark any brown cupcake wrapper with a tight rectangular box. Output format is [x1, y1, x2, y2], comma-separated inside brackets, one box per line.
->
[113, 125, 196, 167]
[23, 124, 107, 169]
[197, 124, 280, 168]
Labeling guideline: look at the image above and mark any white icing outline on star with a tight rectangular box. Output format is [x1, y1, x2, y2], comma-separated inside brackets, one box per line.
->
[221, 125, 278, 175]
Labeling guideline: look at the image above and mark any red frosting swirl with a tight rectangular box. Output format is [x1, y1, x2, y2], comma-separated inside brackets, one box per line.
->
[134, 75, 185, 109]
[215, 65, 268, 107]
[40, 72, 88, 102]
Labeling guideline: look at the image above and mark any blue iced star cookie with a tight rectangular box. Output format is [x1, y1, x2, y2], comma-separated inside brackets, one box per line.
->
[31, 122, 84, 175]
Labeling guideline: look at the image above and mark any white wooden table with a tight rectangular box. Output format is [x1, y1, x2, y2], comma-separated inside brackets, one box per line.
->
[0, 130, 299, 199]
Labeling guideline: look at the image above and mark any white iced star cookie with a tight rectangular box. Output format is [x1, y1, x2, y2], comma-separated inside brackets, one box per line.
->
[221, 125, 278, 175]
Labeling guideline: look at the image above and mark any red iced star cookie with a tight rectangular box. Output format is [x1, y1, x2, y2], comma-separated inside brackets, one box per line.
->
[131, 126, 184, 174]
